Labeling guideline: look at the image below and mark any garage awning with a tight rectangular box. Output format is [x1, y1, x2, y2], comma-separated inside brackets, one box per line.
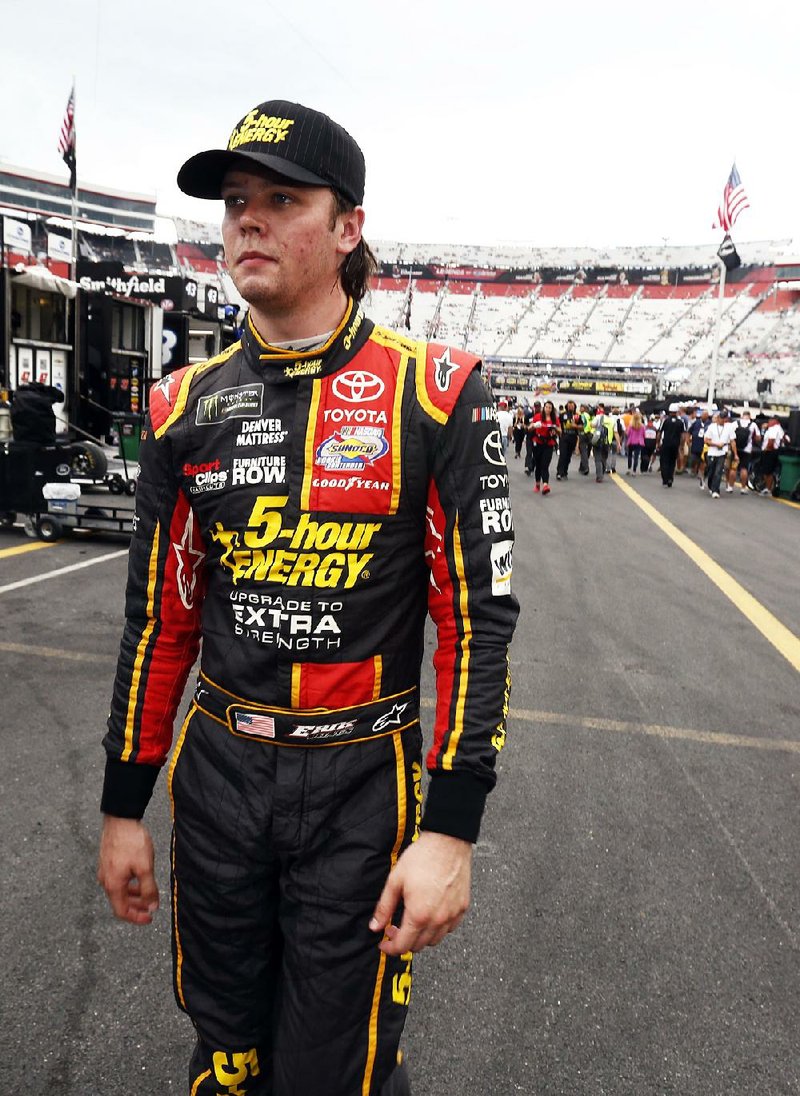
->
[11, 264, 80, 299]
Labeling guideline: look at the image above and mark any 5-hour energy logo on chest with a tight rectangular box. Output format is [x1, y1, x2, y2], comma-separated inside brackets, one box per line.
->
[211, 494, 382, 590]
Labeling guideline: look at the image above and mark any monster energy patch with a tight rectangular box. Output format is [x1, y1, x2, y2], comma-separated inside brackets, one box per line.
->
[196, 384, 264, 426]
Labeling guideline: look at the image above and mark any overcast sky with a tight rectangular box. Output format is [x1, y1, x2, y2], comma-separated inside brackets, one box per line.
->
[2, 0, 797, 251]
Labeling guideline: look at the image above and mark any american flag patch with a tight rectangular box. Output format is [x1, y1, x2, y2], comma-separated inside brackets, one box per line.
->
[472, 407, 497, 423]
[235, 712, 276, 738]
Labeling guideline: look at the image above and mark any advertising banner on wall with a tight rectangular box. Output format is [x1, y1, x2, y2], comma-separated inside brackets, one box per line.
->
[76, 261, 215, 313]
[2, 216, 32, 254]
[377, 261, 757, 287]
[47, 233, 72, 262]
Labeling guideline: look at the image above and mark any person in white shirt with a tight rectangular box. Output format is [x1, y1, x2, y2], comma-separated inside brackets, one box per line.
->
[496, 399, 514, 457]
[703, 410, 736, 498]
[759, 414, 788, 496]
[727, 412, 761, 494]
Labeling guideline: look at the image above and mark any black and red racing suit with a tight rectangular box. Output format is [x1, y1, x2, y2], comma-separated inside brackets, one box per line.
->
[101, 299, 519, 1095]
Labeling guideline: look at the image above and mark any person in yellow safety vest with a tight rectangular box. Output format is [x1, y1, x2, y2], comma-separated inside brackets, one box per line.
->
[590, 404, 615, 482]
[577, 403, 593, 475]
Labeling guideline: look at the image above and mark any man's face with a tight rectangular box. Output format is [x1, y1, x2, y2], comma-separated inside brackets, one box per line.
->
[220, 165, 360, 316]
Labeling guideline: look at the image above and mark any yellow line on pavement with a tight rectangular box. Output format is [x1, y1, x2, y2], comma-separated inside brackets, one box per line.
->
[1, 643, 793, 756]
[0, 541, 56, 559]
[612, 476, 800, 673]
[509, 707, 800, 754]
[419, 697, 800, 754]
[0, 640, 118, 664]
[776, 496, 800, 511]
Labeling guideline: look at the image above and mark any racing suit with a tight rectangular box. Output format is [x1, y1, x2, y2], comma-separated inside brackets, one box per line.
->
[102, 299, 519, 1095]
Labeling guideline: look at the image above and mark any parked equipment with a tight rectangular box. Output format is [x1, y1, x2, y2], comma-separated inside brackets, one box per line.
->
[0, 441, 133, 539]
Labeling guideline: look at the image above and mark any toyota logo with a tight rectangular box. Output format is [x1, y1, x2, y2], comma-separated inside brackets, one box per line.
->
[483, 431, 506, 466]
[331, 371, 385, 403]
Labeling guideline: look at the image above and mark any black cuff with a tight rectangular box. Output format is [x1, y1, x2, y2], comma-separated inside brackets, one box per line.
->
[420, 770, 490, 844]
[100, 758, 160, 819]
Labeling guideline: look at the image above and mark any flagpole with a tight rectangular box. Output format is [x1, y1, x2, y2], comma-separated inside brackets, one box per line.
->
[67, 78, 80, 439]
[69, 77, 77, 282]
[706, 254, 726, 407]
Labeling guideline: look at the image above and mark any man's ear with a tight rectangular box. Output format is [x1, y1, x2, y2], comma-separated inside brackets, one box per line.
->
[337, 206, 365, 257]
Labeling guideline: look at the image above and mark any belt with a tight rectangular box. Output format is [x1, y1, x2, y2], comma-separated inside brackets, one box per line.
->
[194, 672, 420, 747]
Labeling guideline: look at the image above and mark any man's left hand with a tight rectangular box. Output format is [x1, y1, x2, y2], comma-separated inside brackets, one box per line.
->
[369, 831, 472, 955]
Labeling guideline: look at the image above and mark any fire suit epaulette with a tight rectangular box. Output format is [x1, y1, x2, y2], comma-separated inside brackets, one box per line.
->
[417, 340, 482, 423]
[369, 326, 482, 424]
[149, 342, 241, 439]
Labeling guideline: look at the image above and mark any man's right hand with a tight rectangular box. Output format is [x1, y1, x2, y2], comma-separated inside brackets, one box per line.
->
[97, 815, 159, 925]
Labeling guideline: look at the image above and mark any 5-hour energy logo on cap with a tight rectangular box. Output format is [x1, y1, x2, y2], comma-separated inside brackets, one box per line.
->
[228, 111, 294, 149]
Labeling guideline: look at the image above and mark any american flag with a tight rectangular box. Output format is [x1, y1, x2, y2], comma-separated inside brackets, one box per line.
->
[235, 711, 276, 738]
[57, 85, 76, 192]
[713, 163, 749, 232]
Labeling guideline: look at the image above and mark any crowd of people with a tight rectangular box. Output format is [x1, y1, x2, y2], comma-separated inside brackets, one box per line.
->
[498, 398, 791, 497]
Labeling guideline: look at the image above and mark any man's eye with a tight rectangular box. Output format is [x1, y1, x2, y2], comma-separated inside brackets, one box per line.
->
[272, 193, 292, 205]
[223, 195, 244, 208]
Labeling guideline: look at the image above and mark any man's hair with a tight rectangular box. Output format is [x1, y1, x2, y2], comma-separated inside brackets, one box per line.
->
[331, 191, 377, 303]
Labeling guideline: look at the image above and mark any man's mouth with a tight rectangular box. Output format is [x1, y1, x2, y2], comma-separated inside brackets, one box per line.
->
[237, 251, 275, 266]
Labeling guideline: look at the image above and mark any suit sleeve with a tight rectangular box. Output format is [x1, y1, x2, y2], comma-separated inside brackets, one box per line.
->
[422, 369, 519, 842]
[100, 413, 207, 818]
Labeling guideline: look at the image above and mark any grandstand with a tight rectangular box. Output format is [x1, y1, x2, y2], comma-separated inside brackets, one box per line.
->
[5, 171, 796, 406]
[366, 240, 800, 407]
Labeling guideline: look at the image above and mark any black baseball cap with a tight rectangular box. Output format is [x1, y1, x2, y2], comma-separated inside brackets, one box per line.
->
[177, 99, 366, 206]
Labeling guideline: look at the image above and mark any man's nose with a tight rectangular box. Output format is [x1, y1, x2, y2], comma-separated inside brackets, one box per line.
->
[239, 205, 267, 233]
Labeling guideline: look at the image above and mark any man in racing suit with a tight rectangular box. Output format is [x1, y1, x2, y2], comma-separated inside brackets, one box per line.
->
[98, 99, 519, 1096]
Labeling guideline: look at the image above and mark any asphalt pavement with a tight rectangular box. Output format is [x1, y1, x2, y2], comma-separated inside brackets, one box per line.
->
[1, 456, 798, 1096]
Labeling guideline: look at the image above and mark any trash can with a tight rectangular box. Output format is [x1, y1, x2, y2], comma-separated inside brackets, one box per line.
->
[114, 413, 143, 464]
[778, 449, 800, 500]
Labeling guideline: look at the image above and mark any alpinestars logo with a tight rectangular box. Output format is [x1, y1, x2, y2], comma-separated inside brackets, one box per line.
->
[372, 702, 410, 733]
[173, 509, 205, 609]
[433, 347, 458, 392]
[154, 373, 176, 407]
[331, 370, 385, 404]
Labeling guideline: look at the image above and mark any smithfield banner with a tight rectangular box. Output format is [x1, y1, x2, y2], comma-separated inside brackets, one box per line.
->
[76, 261, 217, 315]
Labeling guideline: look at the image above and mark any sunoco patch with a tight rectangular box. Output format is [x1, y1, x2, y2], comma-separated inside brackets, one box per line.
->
[315, 426, 389, 472]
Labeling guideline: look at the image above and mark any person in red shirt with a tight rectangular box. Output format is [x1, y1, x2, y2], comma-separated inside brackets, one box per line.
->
[529, 399, 561, 494]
